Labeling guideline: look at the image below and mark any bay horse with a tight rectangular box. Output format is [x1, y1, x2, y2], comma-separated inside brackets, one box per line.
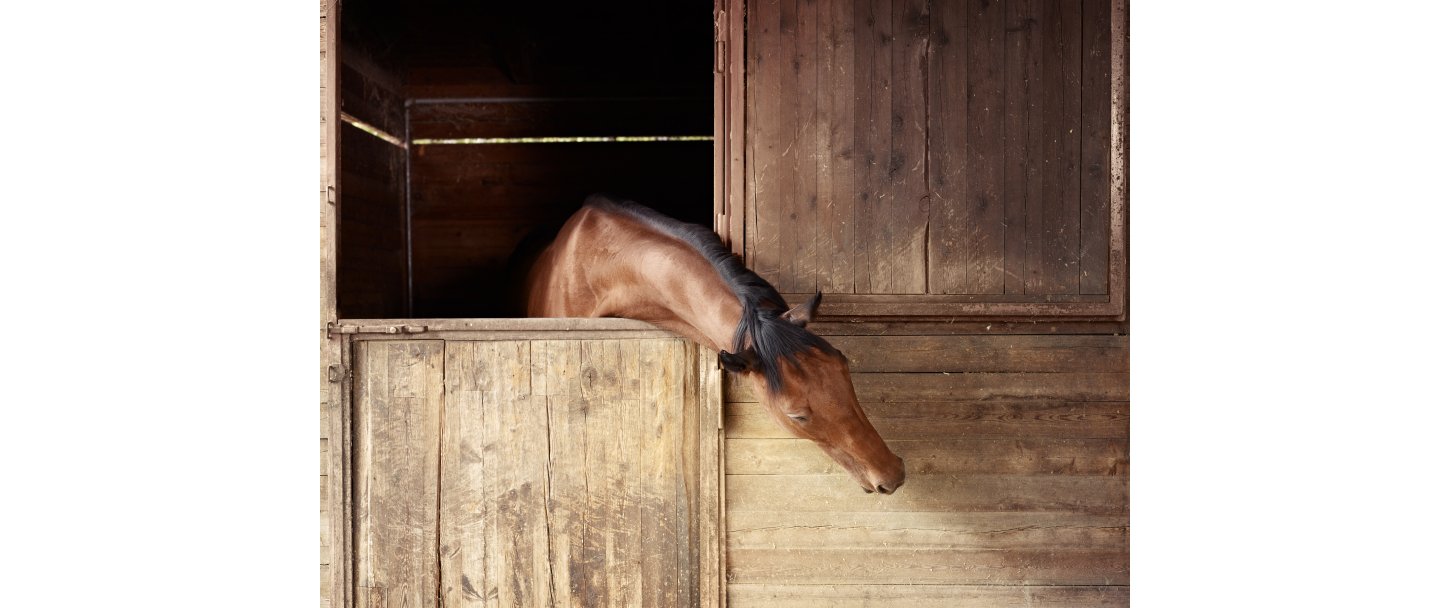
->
[523, 195, 905, 494]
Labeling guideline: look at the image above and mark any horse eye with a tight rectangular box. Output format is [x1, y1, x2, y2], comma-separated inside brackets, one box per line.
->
[788, 414, 810, 423]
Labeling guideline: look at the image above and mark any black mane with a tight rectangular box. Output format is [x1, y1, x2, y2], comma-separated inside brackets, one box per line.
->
[585, 194, 841, 392]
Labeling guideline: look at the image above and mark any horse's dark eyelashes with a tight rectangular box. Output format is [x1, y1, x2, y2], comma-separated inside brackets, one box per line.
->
[789, 414, 810, 423]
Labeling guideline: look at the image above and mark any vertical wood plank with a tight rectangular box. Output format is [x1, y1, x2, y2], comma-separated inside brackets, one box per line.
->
[820, 0, 857, 293]
[777, 0, 819, 293]
[539, 340, 585, 607]
[354, 340, 443, 608]
[887, 0, 931, 294]
[585, 340, 628, 605]
[613, 340, 645, 607]
[440, 342, 484, 607]
[641, 339, 688, 607]
[746, 0, 783, 285]
[441, 341, 551, 608]
[1080, 0, 1111, 294]
[319, 1, 345, 605]
[927, 0, 969, 294]
[727, 0, 749, 256]
[1022, 0, 1046, 294]
[854, 0, 892, 293]
[695, 345, 725, 608]
[1002, 0, 1028, 295]
[965, 0, 1008, 294]
[1041, 0, 1082, 294]
[1109, 0, 1128, 313]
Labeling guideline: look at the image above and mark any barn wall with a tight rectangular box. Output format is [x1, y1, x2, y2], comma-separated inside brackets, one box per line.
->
[743, 0, 1121, 316]
[337, 12, 410, 319]
[723, 326, 1129, 606]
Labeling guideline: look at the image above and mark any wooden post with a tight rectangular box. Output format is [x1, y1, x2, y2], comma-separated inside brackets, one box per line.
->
[320, 1, 348, 607]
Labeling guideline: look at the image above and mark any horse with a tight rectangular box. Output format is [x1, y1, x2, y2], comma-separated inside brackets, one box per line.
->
[522, 194, 905, 494]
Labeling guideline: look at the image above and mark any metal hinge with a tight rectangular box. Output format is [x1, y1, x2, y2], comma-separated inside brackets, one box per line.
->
[326, 364, 348, 383]
[327, 322, 429, 337]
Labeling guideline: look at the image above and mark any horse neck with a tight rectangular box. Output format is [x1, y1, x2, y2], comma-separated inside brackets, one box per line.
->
[610, 233, 744, 353]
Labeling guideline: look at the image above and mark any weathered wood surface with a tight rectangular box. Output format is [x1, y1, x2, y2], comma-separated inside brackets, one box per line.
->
[728, 400, 1129, 440]
[744, 0, 1124, 317]
[727, 437, 1127, 475]
[724, 333, 1127, 602]
[351, 337, 721, 608]
[320, 2, 345, 606]
[729, 584, 1130, 607]
[728, 370, 1128, 403]
[354, 341, 445, 608]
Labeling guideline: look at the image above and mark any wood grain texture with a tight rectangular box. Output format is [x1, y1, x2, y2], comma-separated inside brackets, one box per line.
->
[1038, 0, 1082, 295]
[830, 334, 1127, 372]
[729, 584, 1128, 607]
[1080, 0, 1112, 294]
[727, 400, 1129, 440]
[722, 330, 1128, 602]
[350, 336, 721, 608]
[852, 0, 891, 293]
[320, 3, 345, 604]
[354, 340, 445, 608]
[742, 0, 1121, 316]
[728, 511, 1127, 551]
[726, 474, 1127, 514]
[729, 546, 1127, 585]
[440, 340, 552, 607]
[727, 436, 1127, 475]
[819, 0, 856, 293]
[727, 371, 1128, 403]
[884, 0, 930, 294]
[926, 0, 970, 294]
[963, 0, 1008, 294]
[746, 0, 783, 285]
[778, 0, 818, 294]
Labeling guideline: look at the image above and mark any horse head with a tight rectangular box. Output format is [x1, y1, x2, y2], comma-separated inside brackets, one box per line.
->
[719, 293, 906, 494]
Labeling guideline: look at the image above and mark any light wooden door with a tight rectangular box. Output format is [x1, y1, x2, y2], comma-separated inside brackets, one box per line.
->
[351, 337, 722, 608]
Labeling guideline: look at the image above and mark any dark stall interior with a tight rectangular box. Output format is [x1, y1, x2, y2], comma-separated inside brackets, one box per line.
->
[338, 1, 714, 318]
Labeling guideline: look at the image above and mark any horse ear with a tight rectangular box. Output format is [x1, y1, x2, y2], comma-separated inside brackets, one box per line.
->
[718, 349, 759, 373]
[781, 291, 823, 327]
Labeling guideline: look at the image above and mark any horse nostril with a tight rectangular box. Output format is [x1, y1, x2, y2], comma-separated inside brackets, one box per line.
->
[876, 484, 892, 495]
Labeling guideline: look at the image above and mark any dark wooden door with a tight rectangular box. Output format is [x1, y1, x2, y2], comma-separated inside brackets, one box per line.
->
[741, 0, 1125, 318]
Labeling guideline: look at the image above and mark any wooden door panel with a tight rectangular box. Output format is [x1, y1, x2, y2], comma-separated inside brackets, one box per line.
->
[742, 0, 1125, 318]
[351, 335, 722, 608]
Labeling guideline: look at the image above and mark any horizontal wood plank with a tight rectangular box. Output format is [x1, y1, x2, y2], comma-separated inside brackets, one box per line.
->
[726, 401, 1129, 440]
[806, 321, 1129, 336]
[725, 474, 1127, 515]
[726, 437, 1127, 475]
[726, 372, 1128, 403]
[727, 511, 1127, 551]
[728, 547, 1127, 585]
[727, 584, 1128, 607]
[830, 334, 1127, 372]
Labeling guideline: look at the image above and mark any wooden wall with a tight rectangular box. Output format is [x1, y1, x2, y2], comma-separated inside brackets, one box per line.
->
[724, 326, 1129, 605]
[337, 10, 410, 319]
[743, 0, 1123, 317]
[346, 330, 723, 607]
